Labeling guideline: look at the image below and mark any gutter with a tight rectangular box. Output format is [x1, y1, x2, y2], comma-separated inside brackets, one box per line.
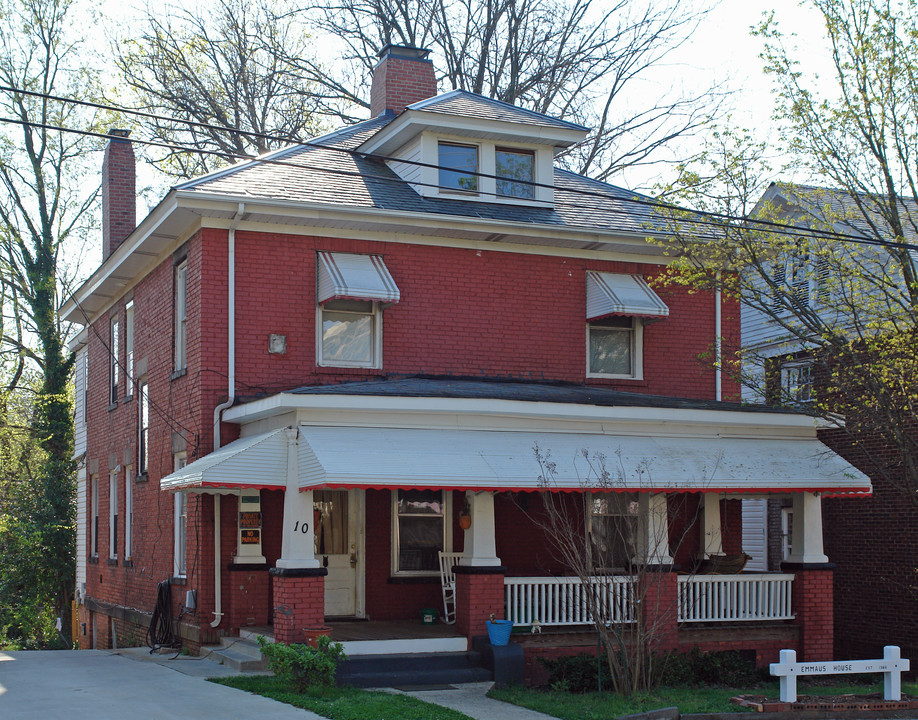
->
[209, 202, 244, 628]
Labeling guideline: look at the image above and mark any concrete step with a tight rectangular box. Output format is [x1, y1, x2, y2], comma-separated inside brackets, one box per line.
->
[202, 636, 267, 672]
[336, 651, 492, 688]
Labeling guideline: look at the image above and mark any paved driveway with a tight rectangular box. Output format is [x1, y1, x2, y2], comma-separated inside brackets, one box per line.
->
[0, 649, 321, 720]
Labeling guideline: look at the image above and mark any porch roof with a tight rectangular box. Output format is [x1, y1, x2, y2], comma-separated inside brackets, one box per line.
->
[161, 424, 871, 496]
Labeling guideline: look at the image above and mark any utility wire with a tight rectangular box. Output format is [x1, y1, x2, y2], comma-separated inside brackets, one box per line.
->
[2, 85, 917, 252]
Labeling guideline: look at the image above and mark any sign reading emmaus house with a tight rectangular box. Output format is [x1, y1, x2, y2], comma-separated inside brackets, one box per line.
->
[770, 647, 910, 703]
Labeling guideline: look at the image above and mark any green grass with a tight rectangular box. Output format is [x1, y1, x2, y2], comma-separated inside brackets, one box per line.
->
[488, 680, 918, 720]
[210, 675, 474, 720]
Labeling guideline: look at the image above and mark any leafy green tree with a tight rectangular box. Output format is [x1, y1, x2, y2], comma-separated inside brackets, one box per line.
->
[657, 0, 918, 501]
[0, 0, 100, 642]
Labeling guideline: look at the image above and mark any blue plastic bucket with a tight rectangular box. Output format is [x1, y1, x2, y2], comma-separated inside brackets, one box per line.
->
[486, 619, 513, 646]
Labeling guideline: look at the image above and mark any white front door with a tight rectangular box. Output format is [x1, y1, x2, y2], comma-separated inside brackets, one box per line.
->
[742, 498, 769, 572]
[314, 489, 364, 617]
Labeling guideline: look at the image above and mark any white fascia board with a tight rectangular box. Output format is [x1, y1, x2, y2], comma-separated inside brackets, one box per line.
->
[67, 327, 89, 352]
[358, 110, 588, 156]
[223, 392, 821, 438]
[60, 192, 196, 325]
[177, 191, 668, 256]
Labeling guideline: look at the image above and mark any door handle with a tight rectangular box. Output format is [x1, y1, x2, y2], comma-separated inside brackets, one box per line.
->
[349, 552, 357, 568]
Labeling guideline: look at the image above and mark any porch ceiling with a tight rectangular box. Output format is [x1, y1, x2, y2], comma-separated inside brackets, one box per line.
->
[161, 424, 871, 496]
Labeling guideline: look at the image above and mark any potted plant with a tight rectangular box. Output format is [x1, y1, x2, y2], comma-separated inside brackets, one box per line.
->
[458, 498, 471, 529]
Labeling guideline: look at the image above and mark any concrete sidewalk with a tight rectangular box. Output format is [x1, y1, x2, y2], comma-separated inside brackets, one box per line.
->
[387, 681, 558, 720]
[0, 649, 323, 720]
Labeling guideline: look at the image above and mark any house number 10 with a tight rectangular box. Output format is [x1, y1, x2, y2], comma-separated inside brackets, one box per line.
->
[292, 521, 309, 534]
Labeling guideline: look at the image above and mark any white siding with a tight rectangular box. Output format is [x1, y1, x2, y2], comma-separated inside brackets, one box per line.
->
[75, 466, 87, 597]
[73, 346, 87, 458]
[741, 499, 768, 572]
[387, 135, 423, 189]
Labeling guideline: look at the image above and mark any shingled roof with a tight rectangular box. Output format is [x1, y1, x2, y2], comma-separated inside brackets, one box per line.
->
[408, 89, 589, 131]
[178, 96, 670, 238]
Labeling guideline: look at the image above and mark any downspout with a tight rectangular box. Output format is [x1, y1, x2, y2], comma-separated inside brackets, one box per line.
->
[210, 202, 244, 628]
[715, 271, 722, 402]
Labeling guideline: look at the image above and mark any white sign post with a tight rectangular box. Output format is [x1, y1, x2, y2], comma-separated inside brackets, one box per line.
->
[770, 646, 910, 703]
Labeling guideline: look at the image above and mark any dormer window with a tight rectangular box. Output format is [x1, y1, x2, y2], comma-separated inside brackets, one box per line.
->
[496, 148, 534, 199]
[438, 142, 478, 193]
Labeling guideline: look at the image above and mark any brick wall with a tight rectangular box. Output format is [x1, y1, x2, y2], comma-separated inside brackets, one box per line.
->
[80, 225, 740, 646]
[792, 569, 834, 661]
[821, 427, 918, 661]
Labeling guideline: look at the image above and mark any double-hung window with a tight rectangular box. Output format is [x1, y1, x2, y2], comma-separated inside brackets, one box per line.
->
[91, 475, 99, 557]
[173, 453, 187, 578]
[316, 252, 400, 369]
[588, 493, 639, 570]
[110, 316, 120, 404]
[585, 272, 668, 380]
[124, 467, 133, 560]
[393, 489, 450, 574]
[174, 261, 187, 371]
[109, 471, 118, 560]
[780, 359, 814, 405]
[495, 148, 534, 199]
[138, 379, 149, 475]
[438, 142, 478, 192]
[125, 301, 134, 396]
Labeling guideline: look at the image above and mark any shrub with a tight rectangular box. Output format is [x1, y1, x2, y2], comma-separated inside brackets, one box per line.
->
[257, 635, 347, 691]
[658, 647, 764, 687]
[539, 653, 612, 693]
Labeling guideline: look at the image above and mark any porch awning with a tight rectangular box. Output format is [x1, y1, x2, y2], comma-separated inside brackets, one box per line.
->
[161, 429, 289, 492]
[317, 252, 400, 304]
[586, 271, 669, 320]
[162, 425, 871, 496]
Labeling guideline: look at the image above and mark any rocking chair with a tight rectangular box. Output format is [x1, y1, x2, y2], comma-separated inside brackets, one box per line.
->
[438, 551, 462, 625]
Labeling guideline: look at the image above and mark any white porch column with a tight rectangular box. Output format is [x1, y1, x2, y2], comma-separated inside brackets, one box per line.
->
[276, 427, 320, 569]
[786, 491, 829, 564]
[634, 492, 673, 565]
[458, 491, 502, 567]
[700, 493, 724, 558]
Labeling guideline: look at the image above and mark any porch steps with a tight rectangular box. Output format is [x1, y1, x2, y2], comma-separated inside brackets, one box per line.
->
[201, 634, 268, 672]
[336, 650, 492, 688]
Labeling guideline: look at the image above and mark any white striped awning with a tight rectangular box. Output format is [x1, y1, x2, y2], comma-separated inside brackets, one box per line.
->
[586, 271, 669, 320]
[317, 252, 400, 304]
[161, 425, 871, 497]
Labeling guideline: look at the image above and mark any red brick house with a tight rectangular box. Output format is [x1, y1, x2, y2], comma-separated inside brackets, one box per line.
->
[65, 45, 868, 676]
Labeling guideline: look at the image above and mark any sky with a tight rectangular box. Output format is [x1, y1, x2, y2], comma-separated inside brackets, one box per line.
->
[95, 0, 838, 202]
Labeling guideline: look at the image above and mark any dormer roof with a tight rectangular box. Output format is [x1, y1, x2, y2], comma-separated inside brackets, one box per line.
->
[357, 89, 589, 156]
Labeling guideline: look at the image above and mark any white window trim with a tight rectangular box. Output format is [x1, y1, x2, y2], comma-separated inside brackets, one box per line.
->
[780, 359, 814, 405]
[586, 317, 644, 380]
[174, 261, 187, 371]
[138, 379, 149, 475]
[173, 453, 188, 578]
[781, 507, 794, 561]
[124, 465, 133, 560]
[316, 302, 383, 369]
[125, 301, 134, 395]
[437, 140, 481, 195]
[91, 475, 99, 557]
[390, 489, 452, 576]
[418, 132, 554, 206]
[110, 316, 120, 404]
[109, 470, 118, 560]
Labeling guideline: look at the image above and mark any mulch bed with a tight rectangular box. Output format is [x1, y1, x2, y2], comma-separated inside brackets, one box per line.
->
[732, 693, 918, 713]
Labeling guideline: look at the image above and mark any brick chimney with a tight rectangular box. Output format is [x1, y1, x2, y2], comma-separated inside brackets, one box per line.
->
[370, 45, 437, 117]
[102, 129, 136, 260]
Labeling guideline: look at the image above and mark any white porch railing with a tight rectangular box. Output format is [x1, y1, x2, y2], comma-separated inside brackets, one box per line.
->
[677, 573, 795, 623]
[504, 575, 636, 627]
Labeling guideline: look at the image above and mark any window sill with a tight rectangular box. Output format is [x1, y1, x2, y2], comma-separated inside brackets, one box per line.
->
[171, 576, 187, 586]
[88, 555, 99, 565]
[170, 368, 187, 381]
[123, 559, 134, 568]
[121, 394, 133, 405]
[314, 366, 383, 376]
[107, 401, 118, 412]
[106, 558, 118, 566]
[134, 473, 148, 484]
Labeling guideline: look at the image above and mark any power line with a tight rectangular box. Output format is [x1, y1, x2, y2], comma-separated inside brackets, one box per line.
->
[4, 112, 915, 257]
[3, 84, 917, 252]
